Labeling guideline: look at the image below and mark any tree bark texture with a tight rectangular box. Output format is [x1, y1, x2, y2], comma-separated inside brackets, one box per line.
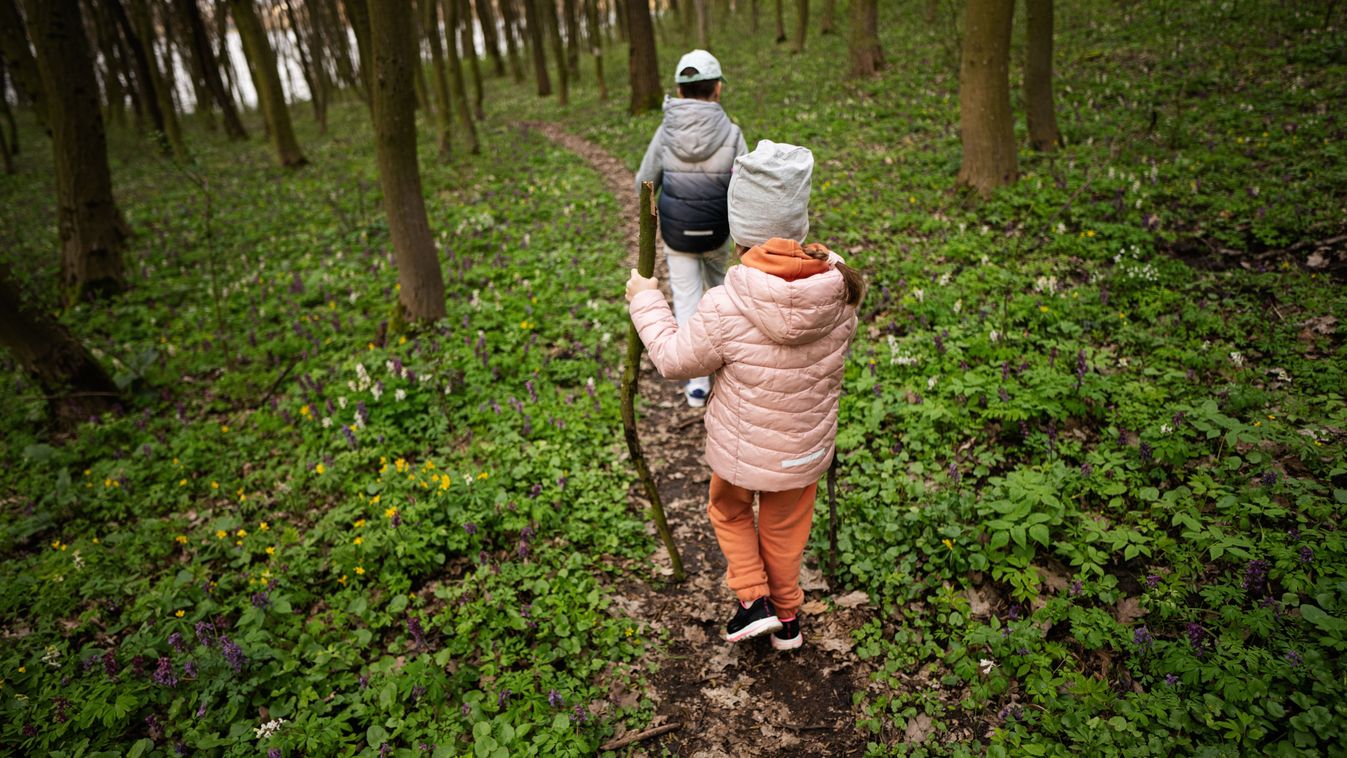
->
[773, 0, 784, 42]
[368, 0, 446, 322]
[1024, 0, 1061, 151]
[443, 0, 478, 151]
[0, 57, 20, 159]
[229, 0, 308, 166]
[0, 265, 122, 424]
[105, 0, 172, 152]
[819, 0, 834, 33]
[345, 0, 375, 99]
[563, 0, 580, 76]
[459, 0, 485, 119]
[523, 0, 551, 96]
[497, 0, 526, 82]
[694, 0, 708, 48]
[474, 0, 507, 76]
[0, 0, 46, 130]
[624, 0, 659, 113]
[283, 0, 327, 131]
[129, 0, 188, 157]
[847, 0, 882, 77]
[27, 0, 130, 299]
[957, 0, 1016, 195]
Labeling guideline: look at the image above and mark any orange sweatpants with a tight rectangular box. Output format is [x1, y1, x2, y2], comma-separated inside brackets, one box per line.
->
[707, 473, 818, 620]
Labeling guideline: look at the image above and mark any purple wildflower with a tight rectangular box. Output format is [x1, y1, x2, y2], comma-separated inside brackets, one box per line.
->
[251, 591, 271, 609]
[529, 483, 543, 498]
[1185, 623, 1206, 656]
[103, 650, 120, 679]
[1133, 626, 1154, 648]
[342, 425, 358, 448]
[146, 714, 164, 741]
[461, 702, 471, 717]
[130, 655, 147, 678]
[1285, 650, 1302, 666]
[1300, 546, 1313, 563]
[548, 689, 564, 708]
[522, 414, 533, 436]
[379, 743, 391, 758]
[182, 660, 198, 680]
[463, 522, 478, 535]
[22, 723, 37, 738]
[1165, 673, 1179, 686]
[269, 749, 282, 758]
[526, 380, 537, 403]
[1242, 559, 1270, 597]
[411, 684, 427, 701]
[407, 615, 426, 648]
[1287, 526, 1301, 540]
[498, 688, 512, 709]
[152, 657, 179, 687]
[573, 704, 588, 724]
[195, 620, 216, 648]
[1139, 441, 1153, 461]
[520, 525, 535, 542]
[1080, 462, 1092, 478]
[1146, 575, 1161, 589]
[1069, 580, 1082, 596]
[998, 386, 1010, 403]
[220, 635, 245, 672]
[359, 675, 369, 689]
[517, 541, 530, 559]
[196, 701, 208, 718]
[168, 632, 185, 653]
[52, 697, 70, 724]
[1261, 470, 1278, 487]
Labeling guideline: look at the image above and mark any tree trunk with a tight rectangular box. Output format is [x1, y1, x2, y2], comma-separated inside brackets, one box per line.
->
[164, 0, 216, 133]
[129, 0, 188, 157]
[317, 0, 360, 93]
[422, 0, 453, 157]
[302, 0, 337, 114]
[474, 0, 506, 76]
[411, 16, 429, 112]
[216, 0, 246, 110]
[545, 0, 569, 105]
[791, 0, 806, 52]
[27, 0, 130, 300]
[346, 0, 375, 101]
[459, 0, 485, 118]
[819, 0, 834, 34]
[1024, 0, 1060, 151]
[957, 0, 1016, 195]
[749, 0, 757, 34]
[0, 57, 21, 160]
[497, 0, 526, 82]
[523, 0, 551, 96]
[0, 265, 122, 425]
[847, 0, 882, 78]
[182, 0, 245, 139]
[367, 0, 447, 322]
[624, 0, 658, 113]
[105, 0, 172, 152]
[773, 0, 784, 42]
[0, 0, 47, 131]
[230, 0, 308, 166]
[443, 0, 479, 151]
[614, 0, 626, 43]
[693, 0, 708, 48]
[583, 0, 606, 100]
[91, 9, 130, 129]
[563, 0, 580, 76]
[283, 0, 326, 131]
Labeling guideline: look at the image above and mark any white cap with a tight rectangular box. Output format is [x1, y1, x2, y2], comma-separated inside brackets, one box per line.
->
[674, 49, 723, 83]
[727, 140, 814, 247]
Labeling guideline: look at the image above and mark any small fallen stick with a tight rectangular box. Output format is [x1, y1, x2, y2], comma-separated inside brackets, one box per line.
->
[827, 453, 839, 579]
[599, 722, 682, 751]
[620, 181, 686, 583]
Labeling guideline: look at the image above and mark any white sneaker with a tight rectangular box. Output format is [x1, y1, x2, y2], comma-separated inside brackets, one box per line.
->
[686, 377, 711, 407]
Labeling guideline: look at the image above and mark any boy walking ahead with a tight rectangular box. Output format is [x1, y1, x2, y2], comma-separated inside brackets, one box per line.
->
[635, 49, 748, 407]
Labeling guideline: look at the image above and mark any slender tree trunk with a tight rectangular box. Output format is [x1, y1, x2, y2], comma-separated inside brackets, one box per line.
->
[230, 0, 308, 166]
[216, 0, 246, 110]
[693, 0, 708, 47]
[443, 0, 478, 151]
[346, 0, 375, 101]
[474, 0, 506, 76]
[749, 0, 757, 34]
[614, 0, 627, 42]
[422, 0, 453, 157]
[523, 0, 551, 96]
[773, 0, 784, 42]
[791, 0, 806, 52]
[0, 265, 122, 425]
[625, 0, 658, 113]
[283, 0, 326, 130]
[819, 0, 834, 33]
[105, 0, 173, 152]
[563, 0, 580, 76]
[583, 0, 606, 100]
[459, 0, 484, 118]
[545, 0, 569, 105]
[957, 0, 1016, 195]
[179, 0, 246, 139]
[163, 0, 214, 133]
[847, 0, 882, 78]
[497, 0, 525, 82]
[367, 0, 447, 322]
[27, 0, 130, 300]
[411, 15, 429, 112]
[1024, 0, 1060, 151]
[129, 0, 188, 157]
[91, 9, 130, 129]
[317, 0, 359, 93]
[0, 0, 47, 130]
[301, 0, 336, 114]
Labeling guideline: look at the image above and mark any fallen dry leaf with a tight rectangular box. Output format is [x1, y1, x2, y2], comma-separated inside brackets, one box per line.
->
[834, 590, 869, 609]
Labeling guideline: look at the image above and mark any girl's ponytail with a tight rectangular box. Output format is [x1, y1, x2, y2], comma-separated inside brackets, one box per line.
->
[804, 246, 867, 307]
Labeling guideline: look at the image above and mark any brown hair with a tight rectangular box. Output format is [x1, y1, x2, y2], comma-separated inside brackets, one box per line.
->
[734, 243, 866, 307]
[803, 246, 867, 307]
[677, 67, 720, 100]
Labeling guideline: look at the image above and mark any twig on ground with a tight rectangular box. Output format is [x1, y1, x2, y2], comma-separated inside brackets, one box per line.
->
[599, 722, 681, 750]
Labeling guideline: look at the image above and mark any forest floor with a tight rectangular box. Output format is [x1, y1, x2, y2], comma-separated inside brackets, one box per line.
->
[521, 121, 878, 756]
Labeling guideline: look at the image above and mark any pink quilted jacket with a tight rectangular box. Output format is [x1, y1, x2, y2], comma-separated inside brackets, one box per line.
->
[629, 240, 858, 491]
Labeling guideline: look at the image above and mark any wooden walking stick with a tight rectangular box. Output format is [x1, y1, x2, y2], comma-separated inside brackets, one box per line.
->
[621, 181, 686, 582]
[827, 453, 839, 578]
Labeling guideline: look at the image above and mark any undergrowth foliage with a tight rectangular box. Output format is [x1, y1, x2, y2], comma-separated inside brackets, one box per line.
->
[1, 0, 1345, 756]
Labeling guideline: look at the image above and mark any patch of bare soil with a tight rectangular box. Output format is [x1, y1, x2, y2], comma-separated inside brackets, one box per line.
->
[520, 122, 875, 756]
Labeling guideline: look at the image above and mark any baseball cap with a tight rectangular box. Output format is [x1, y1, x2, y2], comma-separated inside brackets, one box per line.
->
[674, 49, 724, 83]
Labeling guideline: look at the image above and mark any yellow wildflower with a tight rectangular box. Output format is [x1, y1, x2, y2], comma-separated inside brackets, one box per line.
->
[175, 610, 185, 618]
[355, 566, 365, 575]
[236, 528, 248, 537]
[175, 535, 189, 545]
[338, 575, 347, 585]
[477, 472, 489, 480]
[220, 425, 230, 434]
[315, 463, 326, 475]
[211, 481, 220, 490]
[259, 521, 270, 531]
[179, 479, 188, 487]
[1039, 305, 1050, 313]
[354, 536, 364, 546]
[300, 404, 311, 417]
[265, 546, 276, 556]
[385, 506, 398, 519]
[942, 538, 954, 551]
[354, 519, 367, 528]
[216, 530, 227, 539]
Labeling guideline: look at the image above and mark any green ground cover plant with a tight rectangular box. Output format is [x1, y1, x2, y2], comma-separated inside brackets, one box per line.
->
[2, 0, 1345, 755]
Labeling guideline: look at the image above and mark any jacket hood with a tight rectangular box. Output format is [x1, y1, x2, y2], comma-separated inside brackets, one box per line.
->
[662, 97, 734, 163]
[726, 244, 850, 346]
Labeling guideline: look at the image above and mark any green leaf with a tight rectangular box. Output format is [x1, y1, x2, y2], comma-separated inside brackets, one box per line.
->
[1029, 524, 1050, 546]
[1300, 604, 1346, 631]
[126, 739, 154, 758]
[367, 724, 389, 748]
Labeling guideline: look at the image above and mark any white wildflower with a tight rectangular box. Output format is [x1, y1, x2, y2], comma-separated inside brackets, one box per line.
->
[979, 658, 997, 675]
[42, 645, 61, 668]
[912, 288, 925, 303]
[385, 360, 396, 375]
[938, 272, 951, 287]
[371, 385, 383, 401]
[394, 389, 407, 402]
[953, 298, 962, 314]
[254, 718, 288, 740]
[989, 330, 1001, 343]
[321, 417, 332, 429]
[1160, 424, 1173, 435]
[348, 290, 358, 304]
[338, 397, 348, 409]
[1229, 351, 1245, 368]
[927, 376, 939, 390]
[1057, 222, 1067, 235]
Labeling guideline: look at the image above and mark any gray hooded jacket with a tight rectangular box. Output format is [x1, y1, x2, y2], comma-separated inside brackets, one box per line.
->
[635, 97, 747, 254]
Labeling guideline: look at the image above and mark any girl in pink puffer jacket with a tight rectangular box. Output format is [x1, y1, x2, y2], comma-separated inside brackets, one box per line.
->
[626, 140, 863, 650]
